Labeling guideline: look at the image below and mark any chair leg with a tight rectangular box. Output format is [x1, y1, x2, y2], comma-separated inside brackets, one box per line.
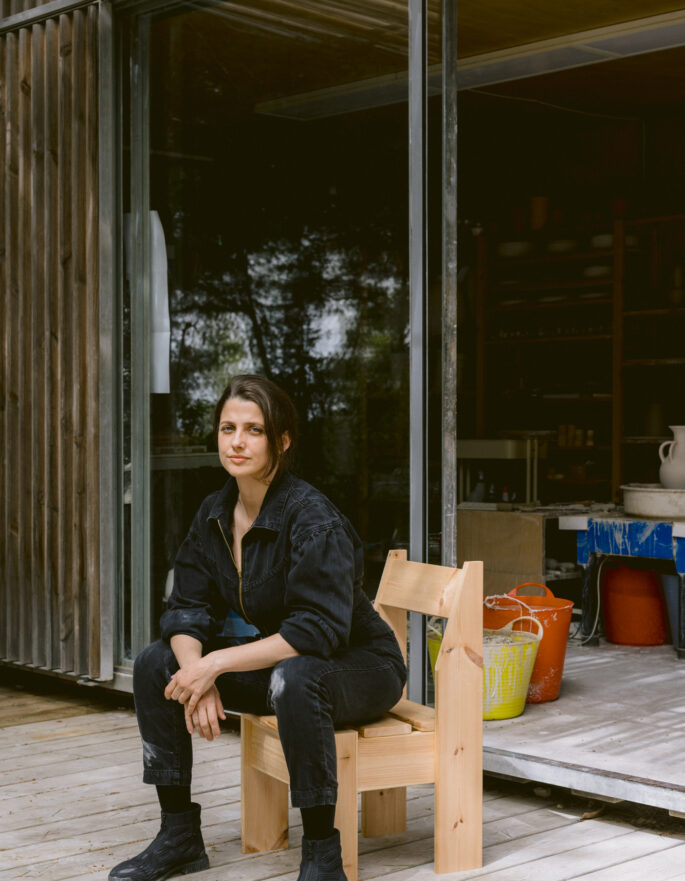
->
[434, 769, 483, 872]
[241, 716, 289, 853]
[361, 787, 407, 837]
[433, 560, 483, 873]
[333, 730, 358, 881]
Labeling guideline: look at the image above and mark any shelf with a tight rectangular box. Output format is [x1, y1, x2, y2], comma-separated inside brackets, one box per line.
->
[546, 476, 610, 485]
[554, 444, 611, 452]
[623, 357, 685, 366]
[540, 394, 612, 403]
[624, 308, 685, 317]
[493, 277, 613, 294]
[457, 439, 540, 459]
[488, 334, 612, 345]
[491, 298, 612, 313]
[625, 213, 685, 227]
[623, 436, 670, 445]
[496, 248, 615, 266]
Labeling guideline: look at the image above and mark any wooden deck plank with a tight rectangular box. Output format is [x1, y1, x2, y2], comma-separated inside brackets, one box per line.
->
[0, 732, 142, 773]
[576, 842, 685, 880]
[0, 719, 234, 763]
[4, 788, 440, 852]
[356, 823, 664, 881]
[1, 805, 240, 873]
[1, 787, 236, 848]
[0, 729, 239, 784]
[0, 756, 241, 816]
[1, 746, 143, 786]
[0, 693, 95, 711]
[0, 685, 112, 726]
[0, 792, 553, 870]
[3, 780, 450, 840]
[0, 710, 137, 743]
[467, 829, 684, 880]
[384, 803, 673, 877]
[1, 781, 241, 835]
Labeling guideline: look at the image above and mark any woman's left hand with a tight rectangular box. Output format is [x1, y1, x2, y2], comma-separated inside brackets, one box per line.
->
[164, 654, 218, 716]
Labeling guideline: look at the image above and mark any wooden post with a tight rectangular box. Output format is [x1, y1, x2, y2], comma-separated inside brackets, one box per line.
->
[334, 729, 358, 881]
[240, 716, 289, 854]
[361, 787, 407, 837]
[434, 560, 483, 872]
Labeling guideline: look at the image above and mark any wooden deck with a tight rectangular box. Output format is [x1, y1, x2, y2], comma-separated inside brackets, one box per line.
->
[483, 641, 685, 814]
[5, 667, 685, 881]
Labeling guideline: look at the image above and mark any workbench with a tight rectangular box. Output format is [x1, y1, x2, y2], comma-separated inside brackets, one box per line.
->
[559, 513, 685, 658]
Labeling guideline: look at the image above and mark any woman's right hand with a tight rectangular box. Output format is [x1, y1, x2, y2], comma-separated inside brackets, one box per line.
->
[185, 684, 226, 741]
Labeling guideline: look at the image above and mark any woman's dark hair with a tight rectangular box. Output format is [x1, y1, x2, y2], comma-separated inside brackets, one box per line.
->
[214, 374, 298, 482]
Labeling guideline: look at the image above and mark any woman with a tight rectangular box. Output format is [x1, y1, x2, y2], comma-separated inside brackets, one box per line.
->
[110, 374, 407, 881]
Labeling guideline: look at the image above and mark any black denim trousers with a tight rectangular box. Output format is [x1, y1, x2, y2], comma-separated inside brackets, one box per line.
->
[133, 637, 406, 808]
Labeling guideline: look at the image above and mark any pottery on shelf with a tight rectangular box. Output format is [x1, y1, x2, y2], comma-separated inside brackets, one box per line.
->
[659, 426, 685, 489]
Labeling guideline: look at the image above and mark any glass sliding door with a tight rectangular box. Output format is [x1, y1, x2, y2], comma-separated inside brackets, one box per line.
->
[410, 0, 452, 700]
[121, 0, 415, 664]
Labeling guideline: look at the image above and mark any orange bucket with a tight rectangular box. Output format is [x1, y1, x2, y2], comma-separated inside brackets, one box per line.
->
[601, 564, 667, 646]
[483, 583, 574, 703]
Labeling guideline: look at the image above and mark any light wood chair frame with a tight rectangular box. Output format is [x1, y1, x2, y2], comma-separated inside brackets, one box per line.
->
[240, 549, 483, 880]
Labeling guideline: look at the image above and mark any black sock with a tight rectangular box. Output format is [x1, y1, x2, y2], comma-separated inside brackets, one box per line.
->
[300, 804, 336, 841]
[156, 784, 192, 814]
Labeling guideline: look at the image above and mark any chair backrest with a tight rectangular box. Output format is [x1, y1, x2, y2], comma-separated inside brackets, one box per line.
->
[376, 551, 461, 618]
[374, 549, 482, 669]
[374, 549, 483, 738]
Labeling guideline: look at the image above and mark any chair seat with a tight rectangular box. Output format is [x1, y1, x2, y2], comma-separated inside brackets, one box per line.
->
[252, 698, 435, 741]
[245, 712, 435, 783]
[384, 698, 436, 732]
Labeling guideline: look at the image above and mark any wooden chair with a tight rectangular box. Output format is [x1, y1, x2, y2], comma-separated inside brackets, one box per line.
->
[240, 550, 483, 881]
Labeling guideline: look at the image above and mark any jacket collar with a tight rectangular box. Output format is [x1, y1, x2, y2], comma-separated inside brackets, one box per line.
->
[207, 471, 294, 534]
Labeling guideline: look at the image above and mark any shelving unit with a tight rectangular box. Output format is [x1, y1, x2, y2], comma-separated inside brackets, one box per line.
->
[619, 214, 685, 488]
[474, 226, 620, 502]
[471, 214, 685, 503]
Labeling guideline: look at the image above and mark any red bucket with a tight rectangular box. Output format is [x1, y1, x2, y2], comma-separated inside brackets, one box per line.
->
[601, 564, 667, 646]
[483, 583, 574, 702]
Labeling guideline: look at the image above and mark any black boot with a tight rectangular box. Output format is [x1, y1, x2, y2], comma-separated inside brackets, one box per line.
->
[297, 829, 348, 881]
[109, 802, 209, 881]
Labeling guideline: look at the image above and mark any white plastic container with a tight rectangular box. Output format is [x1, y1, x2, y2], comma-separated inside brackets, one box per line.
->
[621, 483, 685, 519]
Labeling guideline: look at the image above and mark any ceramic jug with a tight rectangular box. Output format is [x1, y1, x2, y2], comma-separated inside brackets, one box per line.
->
[659, 426, 685, 489]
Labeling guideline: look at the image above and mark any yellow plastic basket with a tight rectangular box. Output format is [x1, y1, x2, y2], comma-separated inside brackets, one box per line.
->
[482, 616, 542, 720]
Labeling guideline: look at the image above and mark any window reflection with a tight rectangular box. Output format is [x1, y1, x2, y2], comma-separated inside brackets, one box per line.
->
[122, 2, 413, 650]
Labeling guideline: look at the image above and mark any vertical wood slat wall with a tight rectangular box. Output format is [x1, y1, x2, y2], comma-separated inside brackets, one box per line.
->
[1, 0, 55, 16]
[0, 3, 102, 677]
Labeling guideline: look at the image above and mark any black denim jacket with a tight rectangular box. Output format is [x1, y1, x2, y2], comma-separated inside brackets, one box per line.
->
[160, 472, 403, 661]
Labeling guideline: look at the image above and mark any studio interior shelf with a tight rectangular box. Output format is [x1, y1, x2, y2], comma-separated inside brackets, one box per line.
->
[470, 213, 685, 503]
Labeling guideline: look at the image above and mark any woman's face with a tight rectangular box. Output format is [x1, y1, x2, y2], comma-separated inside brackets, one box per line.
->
[217, 397, 288, 482]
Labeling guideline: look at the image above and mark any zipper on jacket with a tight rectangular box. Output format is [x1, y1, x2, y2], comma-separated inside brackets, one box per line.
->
[217, 518, 256, 629]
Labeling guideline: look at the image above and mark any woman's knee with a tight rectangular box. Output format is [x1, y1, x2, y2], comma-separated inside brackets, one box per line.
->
[133, 639, 177, 698]
[269, 655, 327, 714]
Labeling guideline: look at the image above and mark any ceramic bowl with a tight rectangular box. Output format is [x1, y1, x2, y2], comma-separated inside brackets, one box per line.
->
[547, 239, 577, 254]
[583, 264, 611, 278]
[591, 233, 638, 249]
[497, 241, 532, 259]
